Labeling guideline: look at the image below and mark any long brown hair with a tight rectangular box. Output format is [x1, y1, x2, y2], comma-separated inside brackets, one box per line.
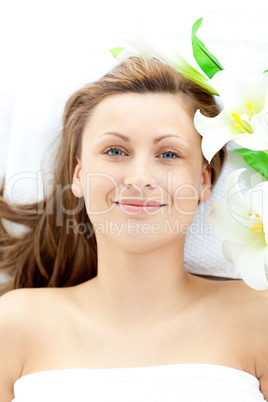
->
[0, 56, 226, 294]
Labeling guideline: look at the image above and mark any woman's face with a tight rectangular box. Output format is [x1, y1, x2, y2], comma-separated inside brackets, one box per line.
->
[72, 92, 211, 245]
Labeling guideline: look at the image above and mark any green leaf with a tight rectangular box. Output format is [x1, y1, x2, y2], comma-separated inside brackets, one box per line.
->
[109, 47, 125, 58]
[264, 69, 268, 73]
[191, 18, 224, 79]
[236, 148, 268, 180]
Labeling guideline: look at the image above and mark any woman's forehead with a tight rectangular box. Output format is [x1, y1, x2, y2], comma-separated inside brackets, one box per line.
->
[89, 92, 192, 117]
[83, 92, 199, 145]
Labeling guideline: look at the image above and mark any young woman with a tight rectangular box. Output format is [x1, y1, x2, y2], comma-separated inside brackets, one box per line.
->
[0, 57, 267, 401]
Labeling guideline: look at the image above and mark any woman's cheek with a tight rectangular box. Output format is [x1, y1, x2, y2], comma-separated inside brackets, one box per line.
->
[82, 172, 116, 217]
[171, 173, 200, 218]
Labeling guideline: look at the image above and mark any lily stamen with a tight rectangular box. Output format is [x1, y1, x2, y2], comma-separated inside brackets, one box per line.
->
[248, 213, 264, 232]
[235, 123, 242, 131]
[251, 225, 264, 232]
[231, 112, 254, 134]
[231, 113, 242, 124]
[247, 101, 255, 113]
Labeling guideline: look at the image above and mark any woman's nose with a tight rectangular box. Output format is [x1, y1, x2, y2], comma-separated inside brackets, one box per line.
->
[123, 157, 157, 191]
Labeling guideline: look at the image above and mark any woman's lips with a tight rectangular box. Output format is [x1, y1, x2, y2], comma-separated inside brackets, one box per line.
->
[114, 198, 166, 214]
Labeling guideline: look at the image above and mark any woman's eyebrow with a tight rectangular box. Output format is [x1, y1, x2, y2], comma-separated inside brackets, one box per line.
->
[97, 131, 189, 144]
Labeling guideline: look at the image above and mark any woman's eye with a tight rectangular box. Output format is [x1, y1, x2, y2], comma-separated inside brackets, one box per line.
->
[103, 147, 180, 160]
[159, 151, 180, 160]
[103, 147, 126, 158]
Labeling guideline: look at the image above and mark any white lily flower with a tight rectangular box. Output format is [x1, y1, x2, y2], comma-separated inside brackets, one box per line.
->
[116, 31, 217, 95]
[208, 168, 268, 290]
[194, 70, 268, 162]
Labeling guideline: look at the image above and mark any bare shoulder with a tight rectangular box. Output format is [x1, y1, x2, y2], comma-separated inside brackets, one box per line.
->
[240, 284, 268, 399]
[0, 289, 37, 400]
[0, 286, 73, 337]
[0, 287, 66, 401]
[221, 279, 268, 316]
[0, 286, 64, 319]
[216, 279, 268, 325]
[218, 280, 268, 398]
[0, 287, 45, 345]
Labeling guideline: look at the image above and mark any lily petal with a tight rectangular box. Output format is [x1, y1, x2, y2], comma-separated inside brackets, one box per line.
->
[241, 181, 268, 245]
[224, 168, 245, 209]
[117, 49, 140, 59]
[222, 240, 248, 277]
[256, 182, 268, 245]
[265, 247, 268, 265]
[235, 238, 268, 290]
[194, 108, 234, 135]
[201, 126, 247, 163]
[194, 109, 249, 162]
[208, 202, 258, 244]
[195, 70, 268, 160]
[250, 72, 268, 107]
[117, 34, 217, 94]
[210, 70, 264, 114]
[235, 114, 268, 150]
[208, 169, 268, 290]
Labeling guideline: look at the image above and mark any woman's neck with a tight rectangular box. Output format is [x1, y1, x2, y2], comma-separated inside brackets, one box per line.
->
[83, 236, 197, 329]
